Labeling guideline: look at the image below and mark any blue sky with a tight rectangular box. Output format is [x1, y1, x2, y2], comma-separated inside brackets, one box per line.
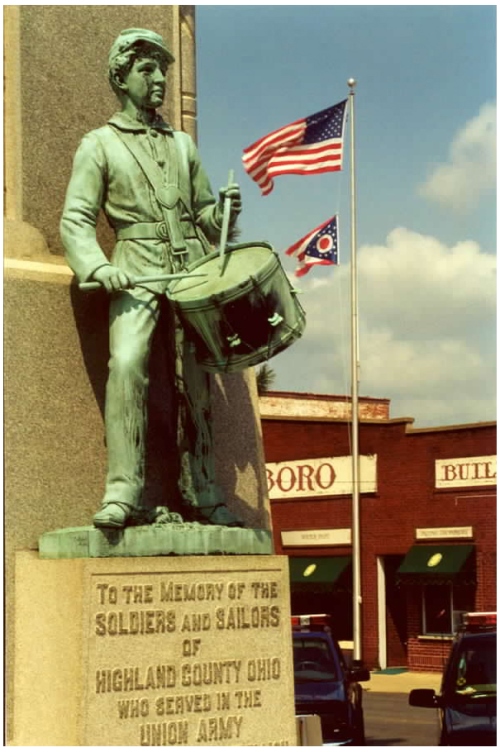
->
[195, 4, 496, 427]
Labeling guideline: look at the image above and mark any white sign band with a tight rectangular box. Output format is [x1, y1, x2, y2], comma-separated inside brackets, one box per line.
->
[266, 455, 377, 499]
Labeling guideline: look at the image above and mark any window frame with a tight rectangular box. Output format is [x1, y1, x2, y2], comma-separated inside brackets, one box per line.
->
[421, 582, 472, 636]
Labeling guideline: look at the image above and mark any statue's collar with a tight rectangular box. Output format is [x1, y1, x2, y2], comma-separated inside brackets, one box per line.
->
[108, 111, 173, 133]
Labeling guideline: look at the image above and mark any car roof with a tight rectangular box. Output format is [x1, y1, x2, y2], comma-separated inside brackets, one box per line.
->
[458, 631, 496, 643]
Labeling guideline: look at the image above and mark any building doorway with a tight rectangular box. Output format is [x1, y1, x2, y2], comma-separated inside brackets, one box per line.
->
[383, 555, 408, 667]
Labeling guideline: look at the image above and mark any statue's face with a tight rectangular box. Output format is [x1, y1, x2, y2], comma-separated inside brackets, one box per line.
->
[122, 56, 166, 110]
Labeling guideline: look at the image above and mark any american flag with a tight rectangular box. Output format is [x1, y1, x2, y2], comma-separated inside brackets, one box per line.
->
[242, 100, 347, 195]
[286, 215, 339, 277]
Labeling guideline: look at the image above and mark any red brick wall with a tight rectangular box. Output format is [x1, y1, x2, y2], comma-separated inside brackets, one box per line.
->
[407, 638, 453, 672]
[263, 416, 496, 670]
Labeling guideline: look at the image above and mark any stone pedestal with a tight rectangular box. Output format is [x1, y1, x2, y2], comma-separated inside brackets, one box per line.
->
[13, 552, 297, 746]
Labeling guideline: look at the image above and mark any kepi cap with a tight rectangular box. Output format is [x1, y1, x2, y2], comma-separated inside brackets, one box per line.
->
[108, 28, 175, 68]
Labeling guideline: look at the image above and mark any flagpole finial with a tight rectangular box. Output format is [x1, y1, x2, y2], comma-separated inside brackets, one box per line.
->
[348, 78, 357, 89]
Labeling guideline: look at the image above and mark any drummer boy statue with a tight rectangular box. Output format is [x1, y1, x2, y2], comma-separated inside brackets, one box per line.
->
[60, 28, 243, 530]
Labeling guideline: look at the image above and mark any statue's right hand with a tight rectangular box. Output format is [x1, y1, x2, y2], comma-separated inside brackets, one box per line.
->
[92, 265, 135, 293]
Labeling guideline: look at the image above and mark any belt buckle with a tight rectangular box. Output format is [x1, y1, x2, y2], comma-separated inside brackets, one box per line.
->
[155, 222, 169, 240]
[172, 246, 189, 256]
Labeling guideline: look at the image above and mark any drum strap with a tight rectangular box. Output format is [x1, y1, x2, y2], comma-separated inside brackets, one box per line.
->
[108, 126, 189, 257]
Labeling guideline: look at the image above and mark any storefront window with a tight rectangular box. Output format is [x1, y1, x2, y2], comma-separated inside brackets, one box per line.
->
[422, 583, 474, 636]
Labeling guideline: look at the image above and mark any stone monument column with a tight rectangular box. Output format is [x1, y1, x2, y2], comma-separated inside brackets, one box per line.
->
[4, 6, 289, 745]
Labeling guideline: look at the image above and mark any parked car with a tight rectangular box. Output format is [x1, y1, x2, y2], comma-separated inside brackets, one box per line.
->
[409, 611, 497, 746]
[292, 613, 370, 745]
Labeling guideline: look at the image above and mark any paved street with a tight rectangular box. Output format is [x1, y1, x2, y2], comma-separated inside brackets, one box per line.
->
[364, 691, 438, 746]
[362, 671, 440, 746]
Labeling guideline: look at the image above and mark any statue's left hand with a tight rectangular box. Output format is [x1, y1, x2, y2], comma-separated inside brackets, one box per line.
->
[219, 182, 242, 217]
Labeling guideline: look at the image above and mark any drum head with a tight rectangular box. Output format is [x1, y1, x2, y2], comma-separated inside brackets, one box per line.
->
[167, 243, 275, 304]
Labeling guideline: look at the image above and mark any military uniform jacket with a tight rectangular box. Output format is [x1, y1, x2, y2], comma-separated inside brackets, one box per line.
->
[60, 111, 225, 289]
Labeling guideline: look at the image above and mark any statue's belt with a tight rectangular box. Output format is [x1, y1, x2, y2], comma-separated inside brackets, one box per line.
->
[117, 220, 198, 245]
[108, 127, 190, 255]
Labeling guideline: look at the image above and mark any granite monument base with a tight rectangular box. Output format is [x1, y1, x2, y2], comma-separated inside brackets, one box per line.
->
[13, 551, 297, 746]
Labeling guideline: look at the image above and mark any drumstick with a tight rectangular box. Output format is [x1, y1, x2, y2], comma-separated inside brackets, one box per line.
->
[79, 272, 207, 291]
[219, 168, 234, 276]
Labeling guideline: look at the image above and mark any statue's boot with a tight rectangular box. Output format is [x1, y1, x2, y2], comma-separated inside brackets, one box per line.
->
[93, 501, 134, 529]
[190, 503, 245, 528]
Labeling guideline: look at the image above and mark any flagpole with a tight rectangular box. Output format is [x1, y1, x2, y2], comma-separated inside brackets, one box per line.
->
[348, 77, 362, 665]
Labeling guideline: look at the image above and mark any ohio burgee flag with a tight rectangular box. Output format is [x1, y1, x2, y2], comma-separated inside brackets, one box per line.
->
[286, 215, 339, 277]
[242, 100, 347, 195]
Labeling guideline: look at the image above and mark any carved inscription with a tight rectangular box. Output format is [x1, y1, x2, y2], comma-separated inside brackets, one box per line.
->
[86, 570, 295, 745]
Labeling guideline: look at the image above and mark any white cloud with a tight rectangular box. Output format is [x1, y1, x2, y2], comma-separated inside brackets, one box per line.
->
[358, 228, 496, 340]
[273, 228, 496, 427]
[418, 102, 496, 212]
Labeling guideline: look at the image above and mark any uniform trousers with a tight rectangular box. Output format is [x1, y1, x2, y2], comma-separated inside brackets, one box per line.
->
[101, 284, 216, 511]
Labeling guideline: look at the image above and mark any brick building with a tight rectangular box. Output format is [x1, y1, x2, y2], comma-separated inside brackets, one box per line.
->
[260, 391, 496, 672]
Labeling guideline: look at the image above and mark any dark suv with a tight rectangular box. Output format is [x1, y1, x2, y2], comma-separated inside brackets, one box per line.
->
[292, 614, 370, 745]
[409, 612, 497, 746]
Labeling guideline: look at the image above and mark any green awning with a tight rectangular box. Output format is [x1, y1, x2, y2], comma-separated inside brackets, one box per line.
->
[289, 556, 351, 584]
[398, 544, 474, 576]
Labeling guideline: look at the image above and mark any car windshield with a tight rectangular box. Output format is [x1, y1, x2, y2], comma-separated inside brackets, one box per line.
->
[451, 635, 496, 699]
[293, 636, 338, 682]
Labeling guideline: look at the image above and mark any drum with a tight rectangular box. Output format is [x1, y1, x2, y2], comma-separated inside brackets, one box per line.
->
[167, 242, 306, 373]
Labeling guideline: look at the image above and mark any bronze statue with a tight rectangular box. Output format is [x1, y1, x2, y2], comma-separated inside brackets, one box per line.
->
[61, 28, 242, 530]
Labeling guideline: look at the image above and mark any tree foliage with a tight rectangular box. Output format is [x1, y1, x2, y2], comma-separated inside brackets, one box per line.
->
[256, 363, 276, 395]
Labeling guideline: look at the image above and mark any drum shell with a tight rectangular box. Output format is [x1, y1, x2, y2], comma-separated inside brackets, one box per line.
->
[167, 242, 306, 373]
